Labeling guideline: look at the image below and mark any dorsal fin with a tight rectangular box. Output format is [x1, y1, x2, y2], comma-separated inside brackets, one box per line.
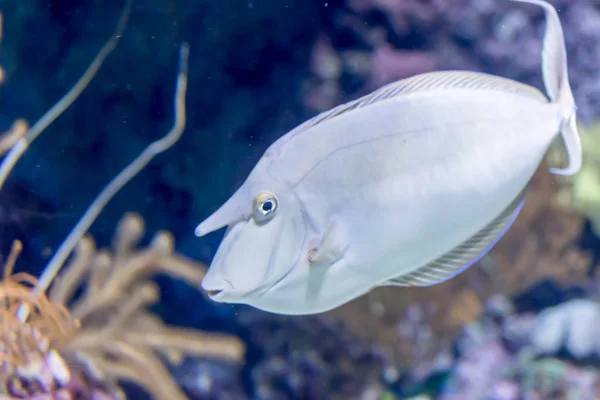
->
[378, 189, 526, 288]
[289, 71, 547, 139]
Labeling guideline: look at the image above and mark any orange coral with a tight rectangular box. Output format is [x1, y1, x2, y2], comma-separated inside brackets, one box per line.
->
[0, 241, 78, 373]
[1, 214, 245, 399]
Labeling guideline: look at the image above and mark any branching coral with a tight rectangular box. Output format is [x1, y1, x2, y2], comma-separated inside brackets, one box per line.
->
[0, 241, 79, 381]
[1, 213, 245, 399]
[56, 214, 244, 393]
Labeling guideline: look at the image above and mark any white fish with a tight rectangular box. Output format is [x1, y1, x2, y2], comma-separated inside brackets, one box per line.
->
[195, 0, 581, 315]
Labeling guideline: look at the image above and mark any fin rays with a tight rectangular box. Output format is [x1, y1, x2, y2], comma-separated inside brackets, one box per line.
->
[379, 190, 526, 288]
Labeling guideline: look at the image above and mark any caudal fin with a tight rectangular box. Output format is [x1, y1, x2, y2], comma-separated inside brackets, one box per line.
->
[550, 111, 581, 176]
[511, 0, 570, 102]
[511, 0, 581, 176]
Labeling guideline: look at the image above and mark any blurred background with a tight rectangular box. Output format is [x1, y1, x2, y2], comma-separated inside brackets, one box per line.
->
[2, 0, 600, 398]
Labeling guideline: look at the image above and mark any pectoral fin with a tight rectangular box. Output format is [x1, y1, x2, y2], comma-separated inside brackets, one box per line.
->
[378, 190, 526, 287]
[305, 217, 348, 302]
[308, 217, 348, 266]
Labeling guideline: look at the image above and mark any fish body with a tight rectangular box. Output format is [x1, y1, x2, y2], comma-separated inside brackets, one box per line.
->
[196, 0, 581, 315]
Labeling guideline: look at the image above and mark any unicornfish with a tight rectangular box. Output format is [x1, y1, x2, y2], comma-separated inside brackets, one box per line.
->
[195, 0, 581, 315]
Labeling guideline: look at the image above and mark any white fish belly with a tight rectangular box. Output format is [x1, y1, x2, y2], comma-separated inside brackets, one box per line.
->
[288, 89, 561, 283]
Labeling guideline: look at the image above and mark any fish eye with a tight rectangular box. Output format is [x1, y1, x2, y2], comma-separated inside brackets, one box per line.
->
[253, 192, 278, 223]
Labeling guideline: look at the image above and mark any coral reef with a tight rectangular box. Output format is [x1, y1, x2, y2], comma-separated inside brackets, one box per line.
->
[530, 298, 600, 360]
[307, 0, 600, 123]
[0, 213, 245, 399]
[395, 295, 600, 399]
[237, 308, 396, 400]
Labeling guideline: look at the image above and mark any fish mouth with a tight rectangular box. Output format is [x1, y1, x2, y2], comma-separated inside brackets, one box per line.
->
[203, 277, 234, 301]
[206, 288, 225, 301]
[203, 275, 275, 301]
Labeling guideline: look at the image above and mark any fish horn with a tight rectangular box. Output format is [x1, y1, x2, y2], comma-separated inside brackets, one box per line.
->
[195, 187, 250, 237]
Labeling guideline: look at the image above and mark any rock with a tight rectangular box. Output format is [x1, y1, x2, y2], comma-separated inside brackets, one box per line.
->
[531, 299, 600, 359]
